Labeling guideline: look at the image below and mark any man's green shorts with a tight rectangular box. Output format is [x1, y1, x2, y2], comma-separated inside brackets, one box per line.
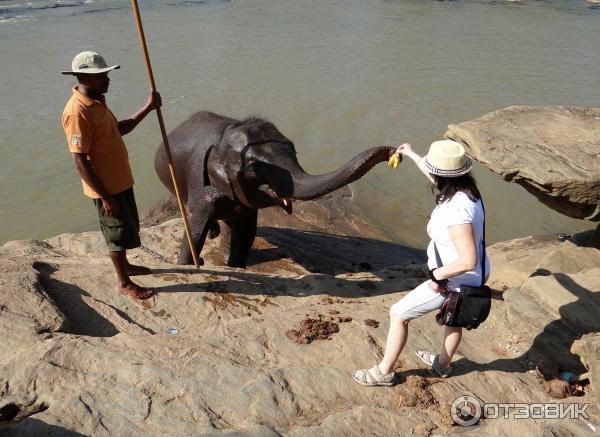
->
[93, 188, 141, 252]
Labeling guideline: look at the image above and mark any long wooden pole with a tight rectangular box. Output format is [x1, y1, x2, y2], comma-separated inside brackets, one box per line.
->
[130, 0, 201, 269]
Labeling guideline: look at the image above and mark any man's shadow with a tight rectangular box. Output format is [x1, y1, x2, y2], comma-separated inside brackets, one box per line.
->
[451, 272, 599, 377]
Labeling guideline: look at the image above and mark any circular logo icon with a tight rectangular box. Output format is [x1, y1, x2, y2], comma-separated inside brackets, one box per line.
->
[451, 395, 482, 426]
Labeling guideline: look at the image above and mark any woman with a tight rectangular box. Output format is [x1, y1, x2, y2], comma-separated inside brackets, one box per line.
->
[353, 140, 490, 385]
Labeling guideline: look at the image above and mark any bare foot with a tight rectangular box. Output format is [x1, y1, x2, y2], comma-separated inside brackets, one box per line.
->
[126, 264, 152, 276]
[115, 282, 154, 300]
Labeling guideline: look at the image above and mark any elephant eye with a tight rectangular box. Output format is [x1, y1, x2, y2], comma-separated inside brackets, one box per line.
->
[243, 161, 261, 184]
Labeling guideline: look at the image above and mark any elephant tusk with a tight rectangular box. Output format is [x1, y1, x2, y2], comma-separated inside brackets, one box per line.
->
[280, 198, 293, 215]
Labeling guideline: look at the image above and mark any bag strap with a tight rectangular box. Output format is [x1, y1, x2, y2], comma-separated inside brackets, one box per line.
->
[480, 199, 486, 288]
[433, 241, 443, 268]
[433, 197, 487, 288]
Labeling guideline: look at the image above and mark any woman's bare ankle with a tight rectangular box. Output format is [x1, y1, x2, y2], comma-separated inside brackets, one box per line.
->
[378, 362, 394, 375]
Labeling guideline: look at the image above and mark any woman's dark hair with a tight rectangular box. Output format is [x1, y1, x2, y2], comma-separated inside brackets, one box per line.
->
[432, 173, 481, 204]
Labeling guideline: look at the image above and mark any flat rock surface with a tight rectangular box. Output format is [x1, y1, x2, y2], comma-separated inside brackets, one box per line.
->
[445, 105, 600, 221]
[1, 194, 599, 436]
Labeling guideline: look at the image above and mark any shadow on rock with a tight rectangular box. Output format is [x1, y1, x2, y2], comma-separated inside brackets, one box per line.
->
[0, 418, 87, 437]
[39, 275, 154, 337]
[453, 272, 598, 378]
[0, 399, 48, 434]
[570, 227, 600, 249]
[253, 227, 425, 275]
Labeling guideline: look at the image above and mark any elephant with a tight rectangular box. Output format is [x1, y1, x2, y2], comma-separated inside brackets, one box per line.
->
[155, 111, 395, 268]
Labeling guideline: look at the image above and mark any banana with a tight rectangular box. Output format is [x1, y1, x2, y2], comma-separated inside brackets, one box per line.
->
[388, 151, 402, 169]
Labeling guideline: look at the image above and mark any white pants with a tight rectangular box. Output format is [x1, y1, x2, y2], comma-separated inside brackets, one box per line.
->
[390, 281, 448, 321]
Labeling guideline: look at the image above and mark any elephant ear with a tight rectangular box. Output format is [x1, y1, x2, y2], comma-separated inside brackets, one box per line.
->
[219, 119, 295, 190]
[219, 129, 248, 178]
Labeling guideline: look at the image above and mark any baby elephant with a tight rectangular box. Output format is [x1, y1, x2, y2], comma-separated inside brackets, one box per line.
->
[155, 111, 394, 268]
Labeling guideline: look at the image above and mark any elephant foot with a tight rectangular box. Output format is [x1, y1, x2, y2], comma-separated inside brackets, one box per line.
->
[226, 259, 248, 269]
[221, 209, 257, 269]
[177, 252, 205, 266]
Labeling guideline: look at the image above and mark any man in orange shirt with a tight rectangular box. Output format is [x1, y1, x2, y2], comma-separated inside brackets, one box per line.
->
[61, 51, 161, 300]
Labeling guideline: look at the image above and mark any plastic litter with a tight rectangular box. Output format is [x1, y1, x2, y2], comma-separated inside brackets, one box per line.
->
[167, 327, 179, 334]
[559, 371, 575, 382]
[557, 233, 571, 241]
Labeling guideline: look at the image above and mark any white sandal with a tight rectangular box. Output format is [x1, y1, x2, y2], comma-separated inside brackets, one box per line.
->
[352, 364, 395, 386]
[416, 350, 452, 378]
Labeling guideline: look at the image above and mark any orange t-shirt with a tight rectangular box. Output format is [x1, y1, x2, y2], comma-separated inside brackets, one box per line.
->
[62, 87, 134, 198]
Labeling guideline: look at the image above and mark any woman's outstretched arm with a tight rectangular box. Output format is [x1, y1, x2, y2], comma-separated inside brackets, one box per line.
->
[396, 143, 435, 184]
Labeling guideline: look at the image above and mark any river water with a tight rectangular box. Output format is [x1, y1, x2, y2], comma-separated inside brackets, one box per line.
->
[1, 0, 598, 249]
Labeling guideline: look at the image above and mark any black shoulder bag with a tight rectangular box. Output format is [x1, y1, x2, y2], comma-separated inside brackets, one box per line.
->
[434, 201, 491, 330]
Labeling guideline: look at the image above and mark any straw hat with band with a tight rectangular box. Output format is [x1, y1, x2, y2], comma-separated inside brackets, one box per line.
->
[61, 51, 120, 75]
[423, 140, 472, 177]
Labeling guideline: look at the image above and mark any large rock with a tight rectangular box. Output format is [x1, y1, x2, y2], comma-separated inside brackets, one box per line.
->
[484, 234, 563, 291]
[1, 196, 599, 435]
[445, 105, 600, 221]
[0, 264, 67, 336]
[572, 333, 600, 403]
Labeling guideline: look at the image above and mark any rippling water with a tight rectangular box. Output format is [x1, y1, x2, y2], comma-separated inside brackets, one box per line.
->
[0, 0, 598, 248]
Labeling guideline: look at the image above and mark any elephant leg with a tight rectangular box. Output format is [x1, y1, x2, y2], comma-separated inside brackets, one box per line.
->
[218, 220, 233, 266]
[222, 208, 258, 268]
[177, 186, 227, 265]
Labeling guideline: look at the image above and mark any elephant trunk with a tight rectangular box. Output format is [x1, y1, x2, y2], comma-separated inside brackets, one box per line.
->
[289, 146, 395, 201]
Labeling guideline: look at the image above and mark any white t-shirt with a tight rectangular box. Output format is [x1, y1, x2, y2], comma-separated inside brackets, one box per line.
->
[426, 191, 490, 292]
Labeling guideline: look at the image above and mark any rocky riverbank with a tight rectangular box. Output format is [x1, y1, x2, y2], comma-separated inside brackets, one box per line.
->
[1, 191, 598, 436]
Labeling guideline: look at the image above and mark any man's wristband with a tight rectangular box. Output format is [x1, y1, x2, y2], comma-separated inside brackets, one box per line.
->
[428, 268, 449, 286]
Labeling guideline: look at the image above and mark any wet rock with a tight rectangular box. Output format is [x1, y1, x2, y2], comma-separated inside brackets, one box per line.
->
[141, 188, 426, 275]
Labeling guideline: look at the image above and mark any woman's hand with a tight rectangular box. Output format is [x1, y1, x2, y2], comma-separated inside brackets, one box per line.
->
[428, 280, 446, 293]
[396, 143, 413, 155]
